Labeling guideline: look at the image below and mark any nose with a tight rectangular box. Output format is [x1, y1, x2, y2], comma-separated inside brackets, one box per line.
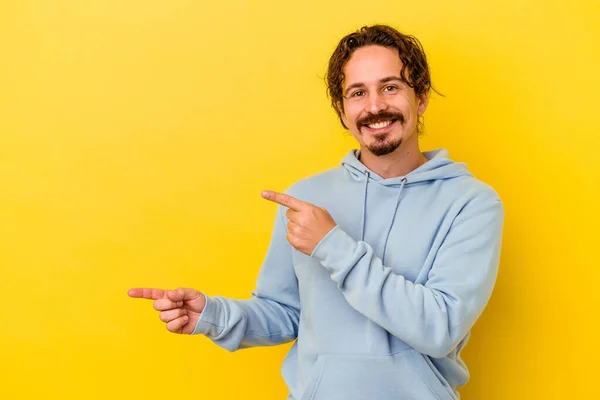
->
[365, 91, 388, 114]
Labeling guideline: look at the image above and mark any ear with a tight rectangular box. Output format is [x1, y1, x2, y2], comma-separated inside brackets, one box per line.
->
[337, 101, 349, 128]
[416, 92, 429, 116]
[341, 113, 349, 128]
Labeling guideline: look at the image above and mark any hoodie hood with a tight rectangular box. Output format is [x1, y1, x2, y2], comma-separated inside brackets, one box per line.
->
[341, 149, 472, 186]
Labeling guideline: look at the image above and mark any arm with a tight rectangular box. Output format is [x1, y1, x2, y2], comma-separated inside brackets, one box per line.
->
[192, 204, 301, 351]
[311, 196, 504, 358]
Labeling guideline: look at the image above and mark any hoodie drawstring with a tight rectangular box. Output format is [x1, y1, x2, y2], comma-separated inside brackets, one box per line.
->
[360, 171, 370, 241]
[359, 173, 407, 265]
[381, 177, 407, 264]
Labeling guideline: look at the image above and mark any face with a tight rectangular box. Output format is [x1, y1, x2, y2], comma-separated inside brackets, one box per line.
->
[339, 45, 429, 157]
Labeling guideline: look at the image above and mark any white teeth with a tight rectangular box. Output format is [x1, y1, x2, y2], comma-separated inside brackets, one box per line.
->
[367, 120, 392, 129]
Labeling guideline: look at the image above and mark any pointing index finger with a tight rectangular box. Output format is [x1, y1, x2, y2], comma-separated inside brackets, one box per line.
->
[128, 288, 167, 300]
[262, 191, 308, 211]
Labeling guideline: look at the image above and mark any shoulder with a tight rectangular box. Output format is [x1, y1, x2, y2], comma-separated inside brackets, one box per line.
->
[454, 174, 502, 204]
[446, 175, 504, 224]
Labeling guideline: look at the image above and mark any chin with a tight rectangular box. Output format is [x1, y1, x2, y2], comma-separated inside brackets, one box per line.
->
[366, 138, 403, 157]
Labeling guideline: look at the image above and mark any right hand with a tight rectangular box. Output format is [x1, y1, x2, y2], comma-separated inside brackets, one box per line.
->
[128, 287, 206, 334]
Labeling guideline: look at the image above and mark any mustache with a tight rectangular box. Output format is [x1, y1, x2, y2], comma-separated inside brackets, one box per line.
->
[357, 111, 405, 129]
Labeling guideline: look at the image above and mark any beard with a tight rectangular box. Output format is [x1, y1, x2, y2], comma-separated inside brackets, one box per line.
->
[366, 134, 402, 156]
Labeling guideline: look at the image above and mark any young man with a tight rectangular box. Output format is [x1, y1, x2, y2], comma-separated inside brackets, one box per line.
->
[129, 25, 504, 400]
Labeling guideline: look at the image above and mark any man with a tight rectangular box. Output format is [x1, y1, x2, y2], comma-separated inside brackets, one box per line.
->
[129, 24, 504, 399]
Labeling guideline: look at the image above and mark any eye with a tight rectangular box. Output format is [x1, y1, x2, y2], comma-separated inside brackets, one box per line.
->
[383, 85, 399, 93]
[350, 90, 366, 98]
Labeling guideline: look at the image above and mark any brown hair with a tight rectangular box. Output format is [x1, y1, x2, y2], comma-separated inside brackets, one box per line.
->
[326, 25, 438, 130]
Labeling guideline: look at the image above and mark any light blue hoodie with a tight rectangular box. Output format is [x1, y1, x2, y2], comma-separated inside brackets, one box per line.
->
[193, 149, 504, 400]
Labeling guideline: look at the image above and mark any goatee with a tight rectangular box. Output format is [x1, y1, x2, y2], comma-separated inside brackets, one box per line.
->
[367, 135, 403, 156]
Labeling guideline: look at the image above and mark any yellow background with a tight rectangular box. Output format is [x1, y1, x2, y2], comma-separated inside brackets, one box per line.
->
[1, 0, 598, 398]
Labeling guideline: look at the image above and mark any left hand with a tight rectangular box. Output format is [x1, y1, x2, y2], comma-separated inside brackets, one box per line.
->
[262, 190, 337, 255]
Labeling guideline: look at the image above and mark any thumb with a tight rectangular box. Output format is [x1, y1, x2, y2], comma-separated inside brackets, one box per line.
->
[167, 287, 200, 302]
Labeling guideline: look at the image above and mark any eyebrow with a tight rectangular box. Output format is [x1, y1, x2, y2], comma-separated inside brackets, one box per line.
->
[344, 76, 404, 96]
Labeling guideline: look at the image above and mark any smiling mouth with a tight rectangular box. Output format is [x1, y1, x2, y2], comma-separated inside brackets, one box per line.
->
[361, 119, 399, 133]
[366, 120, 395, 129]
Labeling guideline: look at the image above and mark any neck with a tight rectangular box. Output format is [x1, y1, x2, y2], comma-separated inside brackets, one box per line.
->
[358, 142, 427, 179]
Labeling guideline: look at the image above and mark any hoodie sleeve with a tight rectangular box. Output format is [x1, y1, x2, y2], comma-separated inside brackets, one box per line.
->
[311, 194, 504, 358]
[191, 205, 300, 351]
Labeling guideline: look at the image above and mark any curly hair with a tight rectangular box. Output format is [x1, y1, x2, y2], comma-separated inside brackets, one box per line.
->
[326, 25, 437, 130]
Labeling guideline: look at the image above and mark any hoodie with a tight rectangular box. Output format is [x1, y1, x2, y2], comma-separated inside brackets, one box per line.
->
[193, 149, 504, 400]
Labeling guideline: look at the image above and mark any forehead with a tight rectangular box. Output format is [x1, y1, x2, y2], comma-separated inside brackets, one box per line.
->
[342, 45, 403, 88]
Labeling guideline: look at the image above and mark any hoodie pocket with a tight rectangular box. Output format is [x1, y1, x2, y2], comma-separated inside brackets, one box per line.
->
[300, 349, 455, 400]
